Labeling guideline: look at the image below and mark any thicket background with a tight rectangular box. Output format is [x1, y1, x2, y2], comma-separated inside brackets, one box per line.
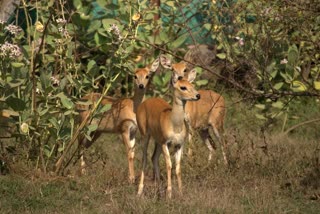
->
[0, 0, 319, 213]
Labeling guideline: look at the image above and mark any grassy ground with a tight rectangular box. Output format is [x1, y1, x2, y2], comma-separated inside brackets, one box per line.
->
[1, 94, 320, 213]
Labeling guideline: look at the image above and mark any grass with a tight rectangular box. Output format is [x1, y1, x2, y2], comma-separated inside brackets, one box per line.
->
[1, 94, 320, 213]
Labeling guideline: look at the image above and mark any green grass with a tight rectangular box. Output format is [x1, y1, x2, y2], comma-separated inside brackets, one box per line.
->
[1, 94, 320, 213]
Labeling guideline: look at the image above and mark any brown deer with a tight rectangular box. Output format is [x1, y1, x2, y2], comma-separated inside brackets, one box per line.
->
[160, 54, 228, 165]
[77, 58, 160, 183]
[136, 72, 200, 199]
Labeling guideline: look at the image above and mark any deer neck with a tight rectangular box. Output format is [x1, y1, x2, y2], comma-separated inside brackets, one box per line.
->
[132, 86, 146, 113]
[170, 95, 186, 132]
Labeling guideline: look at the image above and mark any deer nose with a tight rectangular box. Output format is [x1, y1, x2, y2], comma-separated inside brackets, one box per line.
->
[178, 76, 183, 80]
[139, 84, 144, 89]
[196, 94, 201, 100]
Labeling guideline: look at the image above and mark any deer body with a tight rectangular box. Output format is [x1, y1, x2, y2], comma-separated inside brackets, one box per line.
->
[137, 74, 200, 199]
[185, 90, 227, 162]
[160, 55, 228, 164]
[78, 58, 160, 183]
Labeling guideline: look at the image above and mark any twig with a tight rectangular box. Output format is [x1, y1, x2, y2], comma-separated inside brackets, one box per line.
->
[283, 118, 320, 135]
[127, 37, 320, 99]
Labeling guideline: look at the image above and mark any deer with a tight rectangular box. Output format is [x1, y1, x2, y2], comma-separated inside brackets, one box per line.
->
[159, 54, 228, 165]
[136, 71, 200, 199]
[77, 58, 160, 183]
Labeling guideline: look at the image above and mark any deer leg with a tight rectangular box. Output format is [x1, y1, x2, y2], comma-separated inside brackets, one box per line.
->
[152, 141, 162, 183]
[184, 119, 193, 158]
[78, 136, 88, 175]
[78, 130, 102, 175]
[211, 125, 228, 165]
[174, 144, 183, 195]
[162, 143, 172, 199]
[121, 123, 136, 184]
[137, 134, 151, 196]
[187, 131, 194, 157]
[199, 128, 216, 161]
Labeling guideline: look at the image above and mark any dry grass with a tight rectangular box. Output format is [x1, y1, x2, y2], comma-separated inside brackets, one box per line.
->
[1, 129, 319, 214]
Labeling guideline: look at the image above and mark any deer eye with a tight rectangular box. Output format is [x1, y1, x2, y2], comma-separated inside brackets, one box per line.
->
[180, 86, 187, 90]
[134, 75, 137, 79]
[183, 69, 187, 73]
[146, 75, 149, 79]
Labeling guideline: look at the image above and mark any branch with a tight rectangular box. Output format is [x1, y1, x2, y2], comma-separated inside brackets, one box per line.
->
[284, 118, 320, 135]
[127, 37, 320, 99]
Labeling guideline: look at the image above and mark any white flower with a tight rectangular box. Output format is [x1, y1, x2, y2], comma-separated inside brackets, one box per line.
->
[56, 18, 67, 25]
[0, 42, 22, 58]
[20, 122, 29, 134]
[50, 76, 60, 86]
[280, 59, 288, 64]
[109, 24, 122, 41]
[4, 24, 22, 35]
[235, 37, 244, 46]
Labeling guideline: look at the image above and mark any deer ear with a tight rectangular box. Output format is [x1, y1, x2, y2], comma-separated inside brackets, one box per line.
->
[149, 57, 160, 72]
[171, 73, 179, 84]
[187, 68, 197, 83]
[160, 54, 172, 69]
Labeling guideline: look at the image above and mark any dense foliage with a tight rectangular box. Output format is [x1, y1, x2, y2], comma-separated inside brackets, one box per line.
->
[0, 0, 319, 173]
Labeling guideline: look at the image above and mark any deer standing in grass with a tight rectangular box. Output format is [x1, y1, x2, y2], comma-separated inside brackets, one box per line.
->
[137, 72, 200, 199]
[160, 55, 228, 165]
[77, 58, 160, 183]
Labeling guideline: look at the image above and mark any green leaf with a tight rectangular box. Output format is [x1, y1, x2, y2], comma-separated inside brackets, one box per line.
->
[203, 23, 212, 31]
[87, 124, 98, 132]
[153, 75, 162, 86]
[273, 82, 284, 90]
[6, 97, 26, 111]
[162, 72, 172, 84]
[159, 31, 168, 42]
[84, 133, 92, 141]
[49, 117, 59, 129]
[144, 13, 154, 21]
[88, 20, 102, 33]
[105, 3, 120, 10]
[266, 61, 276, 78]
[291, 81, 307, 92]
[102, 19, 119, 30]
[98, 103, 111, 114]
[87, 60, 97, 72]
[196, 79, 208, 86]
[43, 145, 52, 158]
[280, 72, 293, 83]
[38, 108, 49, 116]
[245, 15, 256, 23]
[255, 113, 267, 120]
[96, 0, 106, 7]
[40, 72, 51, 90]
[165, 1, 175, 7]
[170, 34, 188, 49]
[73, 0, 82, 10]
[8, 79, 25, 88]
[80, 13, 90, 20]
[11, 62, 25, 68]
[255, 104, 266, 110]
[313, 81, 320, 90]
[216, 53, 226, 59]
[288, 44, 299, 66]
[272, 101, 284, 109]
[64, 110, 74, 115]
[56, 93, 74, 109]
